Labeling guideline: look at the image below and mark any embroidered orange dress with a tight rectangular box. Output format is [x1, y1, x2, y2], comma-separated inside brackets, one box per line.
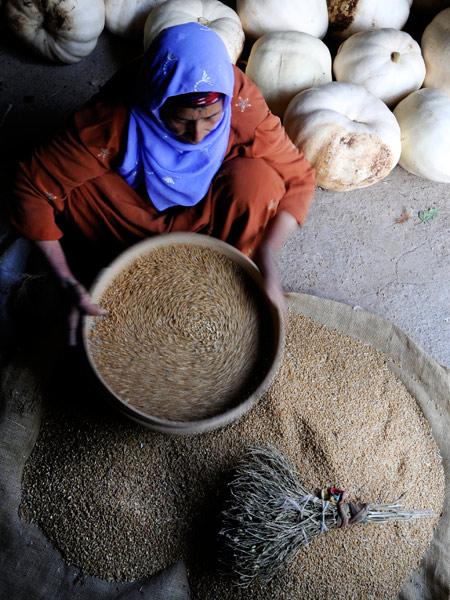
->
[12, 63, 315, 275]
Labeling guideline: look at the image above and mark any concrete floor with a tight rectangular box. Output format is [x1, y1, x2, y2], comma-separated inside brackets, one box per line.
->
[1, 19, 449, 367]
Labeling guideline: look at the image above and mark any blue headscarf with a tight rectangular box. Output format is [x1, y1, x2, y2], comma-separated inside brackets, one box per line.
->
[117, 22, 234, 212]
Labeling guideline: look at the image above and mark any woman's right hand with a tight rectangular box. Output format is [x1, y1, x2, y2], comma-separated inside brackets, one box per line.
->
[61, 278, 108, 346]
[35, 240, 108, 346]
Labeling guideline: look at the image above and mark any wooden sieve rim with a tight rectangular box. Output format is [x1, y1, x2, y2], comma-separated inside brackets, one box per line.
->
[82, 233, 285, 435]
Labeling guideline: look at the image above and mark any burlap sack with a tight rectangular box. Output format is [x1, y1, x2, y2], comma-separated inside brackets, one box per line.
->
[286, 292, 449, 600]
[0, 290, 448, 598]
[0, 359, 192, 600]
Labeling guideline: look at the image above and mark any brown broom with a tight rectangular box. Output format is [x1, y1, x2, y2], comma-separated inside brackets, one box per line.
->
[218, 445, 435, 587]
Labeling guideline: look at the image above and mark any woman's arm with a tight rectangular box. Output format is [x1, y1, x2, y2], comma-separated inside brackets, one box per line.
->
[11, 90, 127, 344]
[231, 72, 314, 310]
[258, 210, 298, 251]
[36, 240, 78, 282]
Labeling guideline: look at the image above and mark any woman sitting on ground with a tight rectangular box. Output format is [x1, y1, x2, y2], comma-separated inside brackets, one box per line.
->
[11, 22, 315, 344]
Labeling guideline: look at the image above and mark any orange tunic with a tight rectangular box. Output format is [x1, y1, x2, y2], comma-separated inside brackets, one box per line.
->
[12, 64, 315, 273]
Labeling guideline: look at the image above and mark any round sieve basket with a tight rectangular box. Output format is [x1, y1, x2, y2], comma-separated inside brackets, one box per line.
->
[82, 233, 284, 435]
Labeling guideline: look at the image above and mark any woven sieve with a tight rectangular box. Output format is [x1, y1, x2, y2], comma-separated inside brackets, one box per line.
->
[83, 234, 283, 434]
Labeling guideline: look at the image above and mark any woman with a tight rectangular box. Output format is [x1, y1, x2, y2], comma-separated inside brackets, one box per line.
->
[12, 22, 315, 344]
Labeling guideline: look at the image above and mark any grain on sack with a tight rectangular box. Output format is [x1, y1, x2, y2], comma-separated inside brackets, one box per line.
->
[20, 312, 445, 599]
[87, 244, 271, 421]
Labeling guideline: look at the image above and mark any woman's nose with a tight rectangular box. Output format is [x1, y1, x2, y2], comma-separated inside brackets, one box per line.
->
[188, 121, 207, 144]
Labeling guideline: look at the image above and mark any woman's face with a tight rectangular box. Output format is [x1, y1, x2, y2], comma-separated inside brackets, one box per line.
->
[161, 99, 224, 144]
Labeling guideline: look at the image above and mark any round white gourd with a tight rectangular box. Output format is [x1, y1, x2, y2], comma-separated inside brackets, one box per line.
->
[333, 29, 426, 107]
[394, 88, 450, 182]
[5, 0, 105, 64]
[328, 0, 412, 39]
[284, 82, 401, 191]
[144, 0, 244, 64]
[422, 8, 450, 95]
[236, 0, 328, 40]
[246, 32, 332, 118]
[105, 0, 165, 38]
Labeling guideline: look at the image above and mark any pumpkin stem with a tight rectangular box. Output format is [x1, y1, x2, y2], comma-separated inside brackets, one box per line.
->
[197, 17, 210, 26]
[390, 51, 401, 63]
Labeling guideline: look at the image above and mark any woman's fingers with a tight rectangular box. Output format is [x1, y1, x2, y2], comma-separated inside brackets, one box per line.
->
[63, 278, 108, 345]
[264, 277, 287, 315]
[63, 278, 107, 316]
[253, 244, 286, 315]
[78, 292, 108, 317]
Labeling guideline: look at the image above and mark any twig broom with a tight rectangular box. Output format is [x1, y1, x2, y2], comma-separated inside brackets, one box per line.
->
[218, 445, 435, 587]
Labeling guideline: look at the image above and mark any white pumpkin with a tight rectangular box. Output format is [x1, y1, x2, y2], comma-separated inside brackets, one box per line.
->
[236, 0, 328, 40]
[105, 0, 165, 38]
[327, 0, 412, 39]
[245, 32, 332, 118]
[5, 0, 105, 64]
[333, 29, 426, 107]
[284, 82, 401, 191]
[144, 0, 244, 64]
[422, 8, 450, 95]
[394, 88, 450, 182]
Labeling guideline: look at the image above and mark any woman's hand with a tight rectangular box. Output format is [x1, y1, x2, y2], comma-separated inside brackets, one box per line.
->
[253, 244, 286, 314]
[35, 240, 107, 346]
[61, 278, 107, 346]
[253, 210, 299, 313]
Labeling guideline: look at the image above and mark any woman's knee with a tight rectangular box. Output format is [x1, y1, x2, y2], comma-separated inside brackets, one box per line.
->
[218, 158, 285, 210]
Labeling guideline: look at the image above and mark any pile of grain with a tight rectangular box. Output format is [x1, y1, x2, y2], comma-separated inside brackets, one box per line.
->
[87, 244, 271, 421]
[20, 312, 445, 599]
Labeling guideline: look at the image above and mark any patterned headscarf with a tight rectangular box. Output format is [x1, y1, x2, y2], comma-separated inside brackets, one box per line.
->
[117, 22, 234, 212]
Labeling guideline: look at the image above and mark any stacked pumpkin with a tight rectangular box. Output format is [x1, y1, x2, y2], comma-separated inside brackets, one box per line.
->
[2, 0, 244, 64]
[240, 0, 450, 186]
[3, 0, 450, 184]
[143, 0, 244, 63]
[4, 0, 106, 63]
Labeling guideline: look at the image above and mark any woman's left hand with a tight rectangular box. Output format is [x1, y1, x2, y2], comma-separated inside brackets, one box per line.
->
[253, 210, 299, 314]
[253, 244, 286, 314]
